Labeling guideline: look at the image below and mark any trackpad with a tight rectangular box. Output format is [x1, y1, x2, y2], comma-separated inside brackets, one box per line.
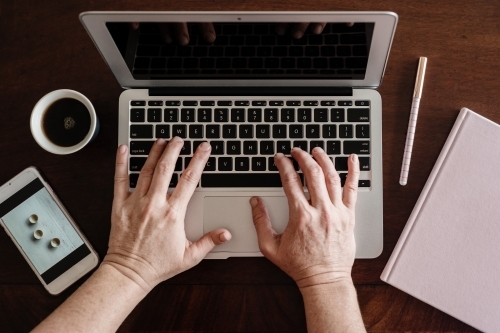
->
[203, 196, 289, 253]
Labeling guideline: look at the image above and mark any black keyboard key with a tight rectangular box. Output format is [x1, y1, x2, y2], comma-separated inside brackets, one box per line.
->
[338, 101, 353, 106]
[180, 141, 191, 155]
[269, 101, 284, 106]
[175, 158, 182, 171]
[167, 174, 178, 188]
[131, 108, 145, 122]
[356, 125, 370, 138]
[239, 125, 253, 138]
[223, 125, 237, 138]
[321, 101, 336, 106]
[290, 124, 303, 138]
[293, 140, 308, 151]
[129, 173, 139, 188]
[235, 157, 250, 171]
[355, 100, 370, 106]
[155, 125, 169, 138]
[201, 173, 304, 188]
[260, 141, 275, 155]
[204, 157, 216, 171]
[286, 101, 301, 106]
[210, 141, 225, 155]
[331, 108, 345, 122]
[165, 101, 181, 106]
[181, 108, 195, 122]
[227, 141, 241, 155]
[189, 125, 203, 138]
[273, 125, 287, 138]
[310, 141, 324, 153]
[131, 101, 146, 106]
[252, 101, 267, 106]
[281, 108, 295, 122]
[164, 108, 179, 122]
[252, 157, 267, 171]
[256, 125, 270, 138]
[335, 157, 348, 171]
[276, 141, 291, 154]
[184, 157, 192, 169]
[147, 108, 162, 122]
[206, 125, 220, 139]
[235, 101, 250, 106]
[348, 108, 370, 122]
[130, 141, 154, 155]
[148, 101, 163, 106]
[172, 125, 187, 138]
[218, 157, 233, 171]
[183, 101, 198, 106]
[268, 157, 278, 171]
[339, 125, 353, 138]
[359, 180, 371, 187]
[298, 108, 312, 122]
[218, 101, 232, 106]
[314, 108, 328, 122]
[359, 157, 370, 171]
[200, 101, 215, 106]
[129, 157, 147, 171]
[306, 124, 320, 138]
[304, 101, 318, 106]
[326, 141, 341, 155]
[197, 108, 212, 122]
[130, 125, 153, 139]
[248, 108, 262, 122]
[344, 141, 370, 154]
[215, 108, 229, 122]
[264, 108, 279, 122]
[288, 157, 300, 171]
[323, 124, 336, 138]
[231, 108, 245, 122]
[243, 141, 258, 155]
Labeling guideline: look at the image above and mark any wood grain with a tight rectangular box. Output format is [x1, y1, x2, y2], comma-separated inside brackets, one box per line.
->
[0, 0, 499, 331]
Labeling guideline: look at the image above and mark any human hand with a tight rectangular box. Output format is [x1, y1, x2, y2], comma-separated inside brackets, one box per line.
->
[103, 138, 231, 291]
[275, 23, 328, 39]
[130, 23, 216, 45]
[250, 147, 359, 288]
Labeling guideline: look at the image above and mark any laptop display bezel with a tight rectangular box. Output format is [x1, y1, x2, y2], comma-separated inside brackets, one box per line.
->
[80, 11, 398, 89]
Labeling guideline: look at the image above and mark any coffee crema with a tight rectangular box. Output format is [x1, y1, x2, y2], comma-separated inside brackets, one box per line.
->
[42, 98, 91, 147]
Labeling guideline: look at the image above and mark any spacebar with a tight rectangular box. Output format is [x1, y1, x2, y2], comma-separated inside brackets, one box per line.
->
[202, 173, 302, 188]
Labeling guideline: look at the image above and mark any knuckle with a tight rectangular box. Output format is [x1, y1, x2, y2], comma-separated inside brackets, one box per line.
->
[140, 164, 155, 177]
[345, 182, 358, 195]
[156, 160, 174, 176]
[181, 168, 199, 185]
[114, 175, 128, 185]
[326, 172, 341, 187]
[281, 171, 301, 186]
[307, 164, 323, 177]
[252, 210, 268, 225]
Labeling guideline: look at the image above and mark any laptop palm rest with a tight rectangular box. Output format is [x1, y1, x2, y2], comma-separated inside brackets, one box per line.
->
[203, 196, 289, 253]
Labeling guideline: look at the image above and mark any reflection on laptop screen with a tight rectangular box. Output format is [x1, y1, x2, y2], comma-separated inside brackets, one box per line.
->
[106, 22, 374, 81]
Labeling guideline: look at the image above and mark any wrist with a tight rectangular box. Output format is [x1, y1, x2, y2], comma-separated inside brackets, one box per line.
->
[292, 264, 352, 289]
[299, 277, 355, 297]
[101, 254, 157, 294]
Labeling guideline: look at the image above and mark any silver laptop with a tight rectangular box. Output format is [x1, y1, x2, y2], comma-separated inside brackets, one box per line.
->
[80, 11, 397, 259]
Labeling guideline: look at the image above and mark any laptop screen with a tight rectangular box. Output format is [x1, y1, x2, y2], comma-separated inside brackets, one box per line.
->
[106, 22, 374, 81]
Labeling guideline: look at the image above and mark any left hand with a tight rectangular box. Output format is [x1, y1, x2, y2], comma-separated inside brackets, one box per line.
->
[103, 137, 231, 291]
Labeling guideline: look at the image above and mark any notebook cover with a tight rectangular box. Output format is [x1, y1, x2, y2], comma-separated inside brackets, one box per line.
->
[381, 108, 500, 333]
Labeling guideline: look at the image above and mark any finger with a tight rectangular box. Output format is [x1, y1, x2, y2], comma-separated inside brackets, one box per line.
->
[311, 22, 327, 34]
[135, 139, 167, 196]
[291, 147, 330, 208]
[169, 141, 211, 209]
[274, 153, 308, 207]
[343, 154, 360, 210]
[158, 23, 173, 44]
[275, 23, 289, 35]
[250, 197, 278, 258]
[291, 22, 310, 39]
[173, 23, 190, 45]
[186, 228, 232, 264]
[198, 22, 216, 43]
[311, 147, 343, 207]
[129, 22, 140, 30]
[113, 145, 130, 204]
[148, 137, 184, 197]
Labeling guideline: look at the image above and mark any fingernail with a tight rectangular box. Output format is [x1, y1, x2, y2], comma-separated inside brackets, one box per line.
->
[204, 32, 215, 43]
[171, 136, 182, 143]
[119, 145, 127, 154]
[219, 231, 232, 242]
[180, 36, 189, 45]
[250, 197, 258, 208]
[293, 30, 304, 39]
[313, 147, 324, 153]
[351, 154, 358, 162]
[157, 138, 166, 146]
[291, 147, 301, 153]
[275, 153, 285, 158]
[199, 142, 211, 151]
[313, 25, 322, 34]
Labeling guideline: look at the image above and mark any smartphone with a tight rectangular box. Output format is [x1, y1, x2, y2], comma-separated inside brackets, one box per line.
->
[0, 167, 99, 295]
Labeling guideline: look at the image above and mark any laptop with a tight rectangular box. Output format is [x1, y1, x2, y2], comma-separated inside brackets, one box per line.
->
[80, 11, 398, 259]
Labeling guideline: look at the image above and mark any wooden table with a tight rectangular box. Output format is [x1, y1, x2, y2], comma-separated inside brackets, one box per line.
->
[1, 0, 498, 331]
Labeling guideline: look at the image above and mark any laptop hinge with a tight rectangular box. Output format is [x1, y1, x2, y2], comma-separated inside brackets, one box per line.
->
[149, 86, 353, 97]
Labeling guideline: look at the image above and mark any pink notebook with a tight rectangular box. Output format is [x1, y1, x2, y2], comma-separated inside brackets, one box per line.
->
[381, 108, 500, 333]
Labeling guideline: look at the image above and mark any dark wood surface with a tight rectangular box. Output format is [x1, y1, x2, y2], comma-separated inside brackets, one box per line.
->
[0, 0, 498, 331]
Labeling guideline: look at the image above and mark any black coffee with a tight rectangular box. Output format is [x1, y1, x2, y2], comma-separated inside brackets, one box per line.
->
[42, 98, 91, 147]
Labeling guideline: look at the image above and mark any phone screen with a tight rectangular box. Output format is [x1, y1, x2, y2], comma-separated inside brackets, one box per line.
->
[0, 178, 91, 284]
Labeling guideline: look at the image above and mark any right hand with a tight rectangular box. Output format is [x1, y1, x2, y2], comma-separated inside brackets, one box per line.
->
[250, 147, 360, 288]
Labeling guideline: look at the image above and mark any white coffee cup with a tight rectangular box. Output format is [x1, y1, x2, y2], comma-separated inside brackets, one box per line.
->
[30, 89, 99, 154]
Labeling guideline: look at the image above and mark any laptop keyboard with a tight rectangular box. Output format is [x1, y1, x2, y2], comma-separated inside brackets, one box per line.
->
[128, 99, 371, 189]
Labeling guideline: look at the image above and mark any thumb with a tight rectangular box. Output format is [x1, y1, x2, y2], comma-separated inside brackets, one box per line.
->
[186, 228, 232, 264]
[250, 197, 278, 258]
